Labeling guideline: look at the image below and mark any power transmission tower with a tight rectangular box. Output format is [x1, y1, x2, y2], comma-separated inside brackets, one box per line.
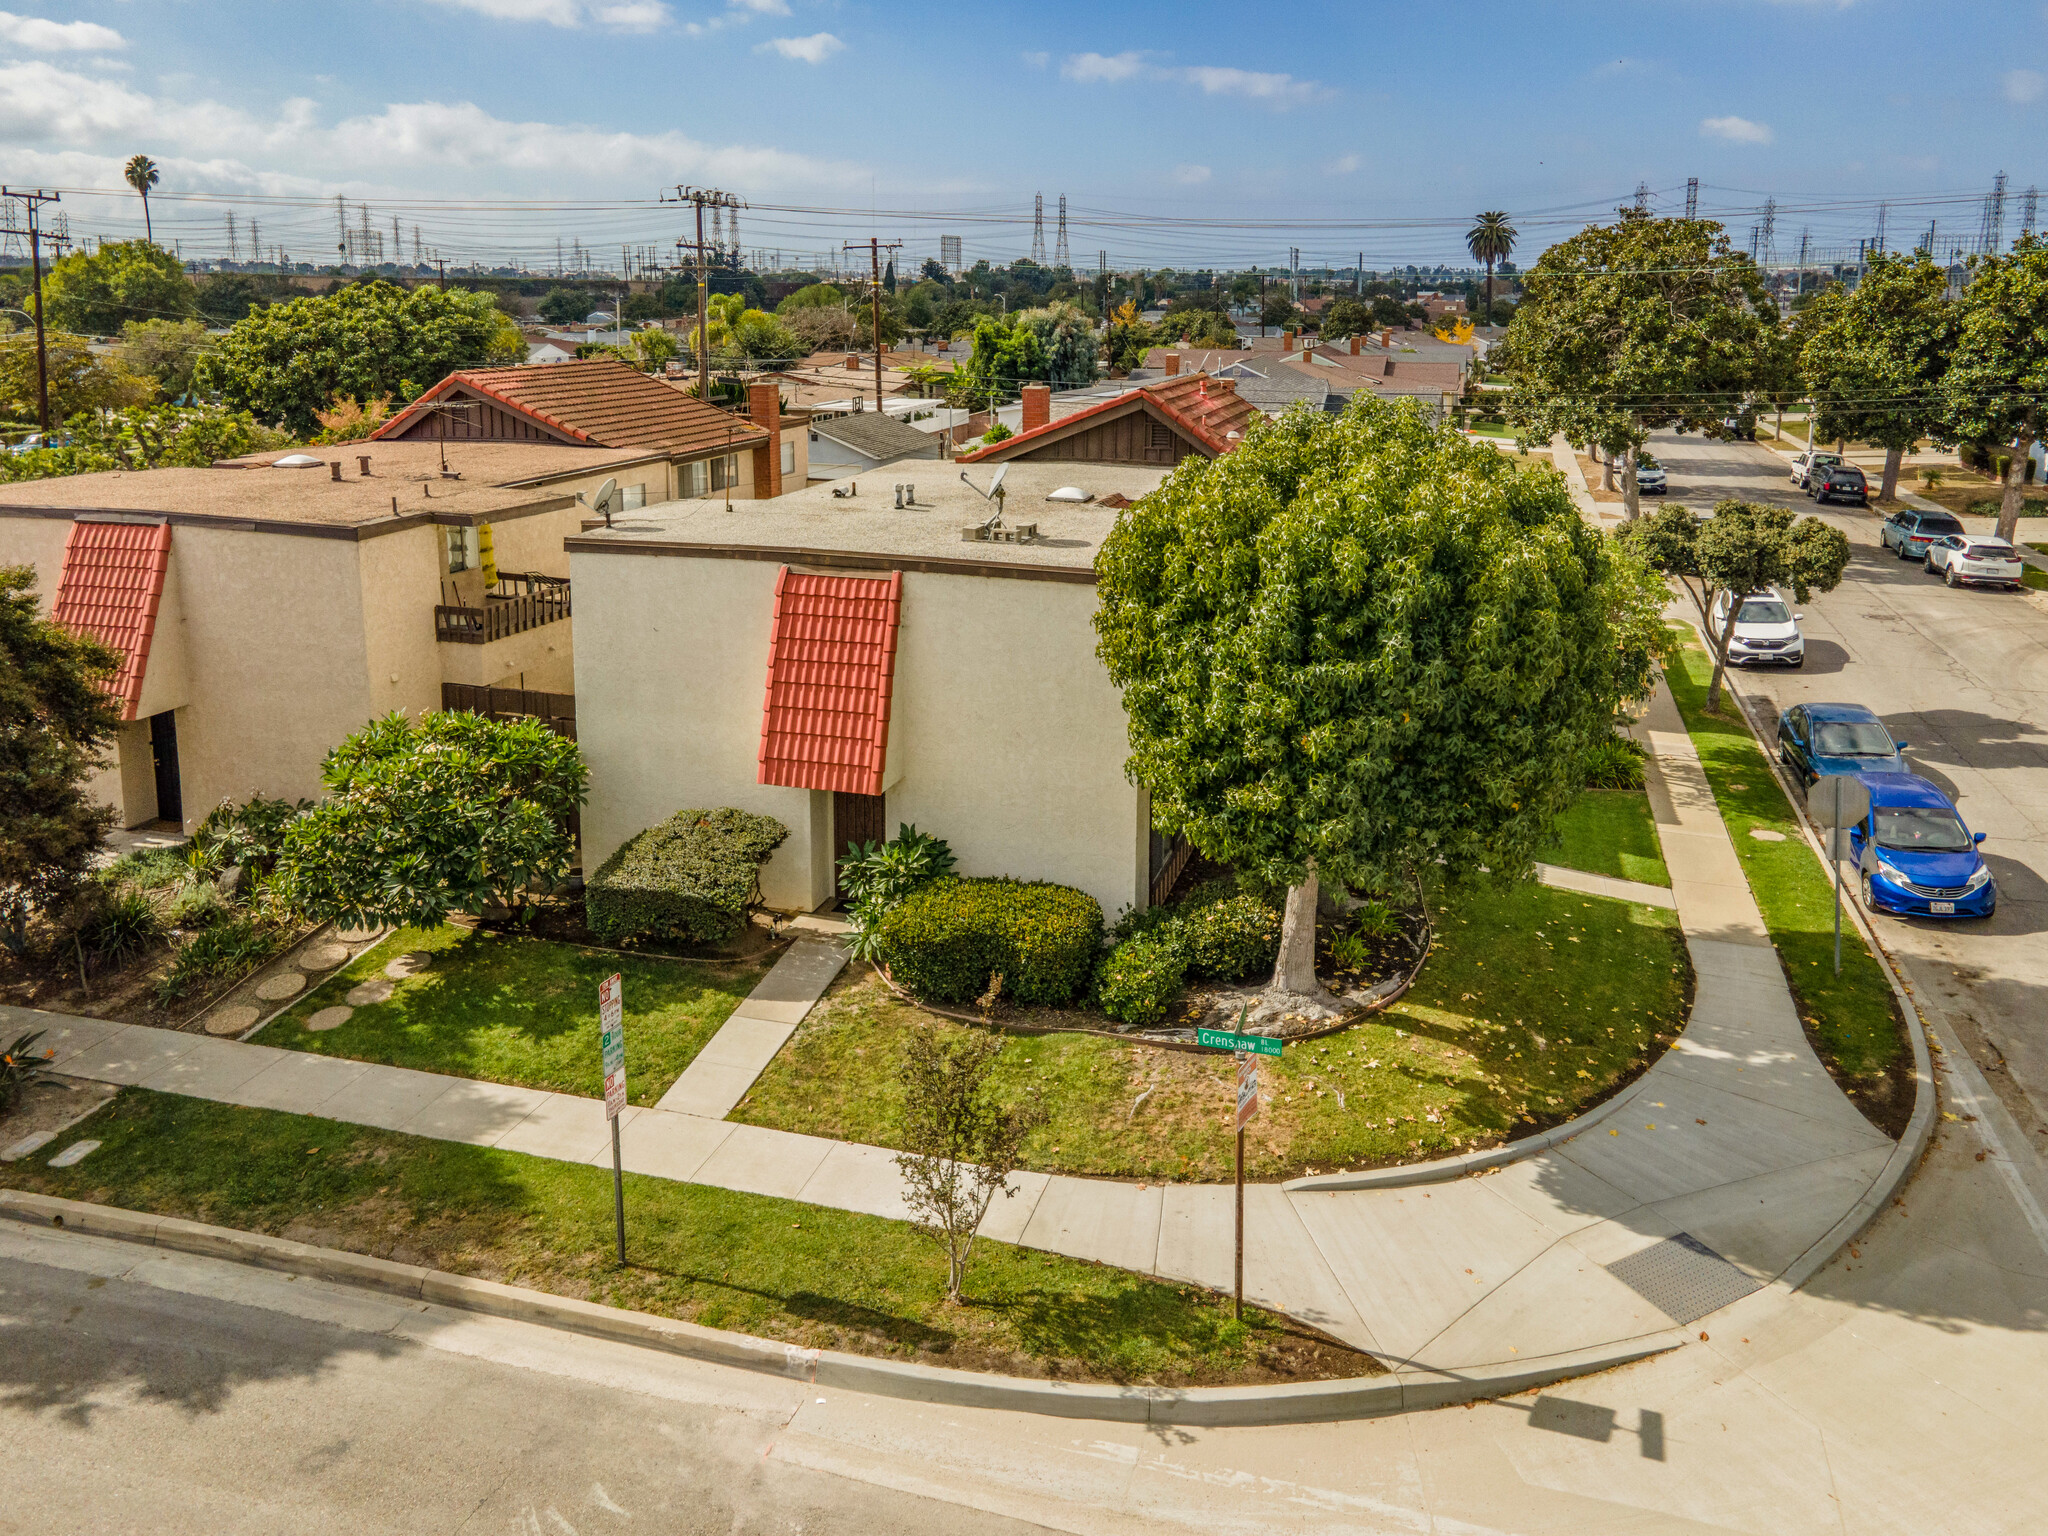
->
[1760, 198, 1777, 266]
[728, 204, 741, 266]
[226, 211, 237, 262]
[415, 226, 423, 264]
[250, 218, 260, 264]
[665, 184, 745, 402]
[1634, 181, 1650, 212]
[1875, 201, 1888, 254]
[2023, 187, 2040, 240]
[1982, 171, 2007, 253]
[1054, 194, 1068, 268]
[1031, 193, 1045, 264]
[1684, 177, 1699, 219]
[1, 187, 70, 431]
[1098, 250, 1106, 275]
[335, 195, 347, 264]
[844, 236, 902, 413]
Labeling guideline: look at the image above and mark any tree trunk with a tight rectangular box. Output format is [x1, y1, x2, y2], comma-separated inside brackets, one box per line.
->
[1484, 258, 1494, 325]
[1270, 868, 1323, 998]
[1997, 417, 2035, 544]
[1600, 448, 1616, 492]
[1705, 594, 1743, 714]
[1622, 446, 1641, 521]
[1880, 444, 1903, 504]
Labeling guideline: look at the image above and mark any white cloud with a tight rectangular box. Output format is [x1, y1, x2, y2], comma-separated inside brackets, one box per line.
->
[1062, 50, 1145, 83]
[420, 0, 671, 29]
[1021, 50, 1049, 68]
[2005, 69, 2046, 104]
[1328, 152, 1360, 175]
[1060, 52, 1322, 108]
[762, 31, 842, 63]
[0, 9, 124, 51]
[1181, 65, 1318, 107]
[730, 0, 789, 11]
[1173, 163, 1211, 185]
[1701, 114, 1772, 144]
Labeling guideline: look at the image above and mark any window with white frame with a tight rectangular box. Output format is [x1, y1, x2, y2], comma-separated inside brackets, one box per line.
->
[441, 525, 478, 573]
[680, 461, 708, 497]
[622, 483, 646, 510]
[710, 454, 739, 492]
[780, 440, 795, 475]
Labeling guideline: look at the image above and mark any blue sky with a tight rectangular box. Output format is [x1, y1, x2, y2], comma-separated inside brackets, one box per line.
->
[2, 1, 2039, 271]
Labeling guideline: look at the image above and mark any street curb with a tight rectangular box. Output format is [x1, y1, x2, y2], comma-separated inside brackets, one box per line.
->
[0, 1189, 1683, 1425]
[1713, 666, 1938, 1293]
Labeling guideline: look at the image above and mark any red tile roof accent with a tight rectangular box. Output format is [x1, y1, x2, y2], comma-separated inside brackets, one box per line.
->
[757, 568, 903, 797]
[52, 519, 172, 723]
[958, 373, 1259, 463]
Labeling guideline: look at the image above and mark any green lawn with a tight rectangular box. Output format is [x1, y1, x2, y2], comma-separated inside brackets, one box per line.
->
[1663, 638, 1904, 1082]
[2, 1090, 1354, 1386]
[259, 925, 771, 1107]
[1540, 790, 1670, 887]
[737, 879, 1690, 1182]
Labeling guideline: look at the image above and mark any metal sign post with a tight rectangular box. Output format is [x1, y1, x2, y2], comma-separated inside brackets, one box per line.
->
[1234, 1053, 1260, 1321]
[1806, 774, 1872, 978]
[599, 973, 627, 1265]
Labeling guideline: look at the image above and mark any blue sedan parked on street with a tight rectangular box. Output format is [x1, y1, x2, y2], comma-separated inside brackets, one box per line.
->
[1847, 773, 1995, 919]
[1776, 702, 1909, 786]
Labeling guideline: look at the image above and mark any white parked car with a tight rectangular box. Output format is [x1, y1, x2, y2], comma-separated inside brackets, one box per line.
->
[1788, 450, 1841, 489]
[1635, 453, 1667, 495]
[1922, 534, 2026, 590]
[1711, 587, 1805, 668]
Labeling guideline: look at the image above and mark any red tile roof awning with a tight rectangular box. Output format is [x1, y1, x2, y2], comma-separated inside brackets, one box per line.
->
[757, 568, 903, 797]
[52, 519, 172, 723]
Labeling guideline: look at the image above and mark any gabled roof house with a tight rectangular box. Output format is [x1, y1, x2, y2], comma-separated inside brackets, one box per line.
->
[958, 374, 1260, 467]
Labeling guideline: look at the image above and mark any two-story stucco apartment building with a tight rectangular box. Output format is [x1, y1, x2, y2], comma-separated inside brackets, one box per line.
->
[0, 361, 802, 832]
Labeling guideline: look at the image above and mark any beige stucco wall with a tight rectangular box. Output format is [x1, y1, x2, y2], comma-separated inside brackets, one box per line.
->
[569, 548, 1146, 918]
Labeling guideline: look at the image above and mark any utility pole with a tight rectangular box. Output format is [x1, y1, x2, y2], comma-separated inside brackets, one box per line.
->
[845, 236, 901, 412]
[667, 185, 744, 403]
[3, 187, 68, 433]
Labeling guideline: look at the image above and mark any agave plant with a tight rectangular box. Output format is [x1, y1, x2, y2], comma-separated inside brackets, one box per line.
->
[839, 826, 956, 962]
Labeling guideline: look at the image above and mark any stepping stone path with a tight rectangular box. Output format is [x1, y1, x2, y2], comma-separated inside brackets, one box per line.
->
[346, 978, 396, 1006]
[298, 943, 350, 972]
[47, 1140, 100, 1168]
[304, 1006, 354, 1032]
[384, 952, 432, 981]
[203, 1004, 261, 1037]
[1748, 828, 1788, 842]
[1, 1130, 57, 1162]
[334, 925, 382, 943]
[253, 972, 306, 1003]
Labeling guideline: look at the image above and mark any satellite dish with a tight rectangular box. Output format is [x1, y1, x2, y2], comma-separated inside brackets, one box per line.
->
[989, 464, 1008, 496]
[591, 477, 619, 526]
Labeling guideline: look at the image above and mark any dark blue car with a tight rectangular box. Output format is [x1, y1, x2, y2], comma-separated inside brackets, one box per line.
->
[1848, 773, 1994, 919]
[1776, 702, 1909, 786]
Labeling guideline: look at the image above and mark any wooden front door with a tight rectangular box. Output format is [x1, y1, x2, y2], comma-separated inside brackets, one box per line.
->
[831, 792, 888, 897]
[149, 710, 182, 827]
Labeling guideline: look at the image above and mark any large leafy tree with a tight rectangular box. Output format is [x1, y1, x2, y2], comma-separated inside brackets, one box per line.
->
[41, 239, 196, 335]
[0, 333, 152, 421]
[0, 566, 122, 955]
[1621, 501, 1850, 712]
[275, 711, 588, 930]
[1095, 399, 1665, 1015]
[1465, 211, 1518, 324]
[196, 281, 522, 436]
[116, 317, 214, 401]
[1941, 234, 2048, 544]
[1499, 208, 1788, 519]
[1799, 254, 1956, 503]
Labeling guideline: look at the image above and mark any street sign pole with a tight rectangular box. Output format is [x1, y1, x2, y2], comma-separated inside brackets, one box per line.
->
[599, 973, 627, 1266]
[1808, 773, 1871, 981]
[1234, 1118, 1245, 1322]
[1233, 1048, 1261, 1322]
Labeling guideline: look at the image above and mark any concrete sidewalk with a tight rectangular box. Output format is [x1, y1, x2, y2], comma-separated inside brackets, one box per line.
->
[6, 675, 1911, 1381]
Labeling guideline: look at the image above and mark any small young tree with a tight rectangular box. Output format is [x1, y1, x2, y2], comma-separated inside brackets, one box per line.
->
[0, 566, 122, 955]
[275, 711, 587, 930]
[1621, 501, 1850, 712]
[1498, 208, 1787, 519]
[1799, 254, 1957, 504]
[893, 1022, 1044, 1301]
[1095, 399, 1666, 1016]
[1941, 234, 2048, 544]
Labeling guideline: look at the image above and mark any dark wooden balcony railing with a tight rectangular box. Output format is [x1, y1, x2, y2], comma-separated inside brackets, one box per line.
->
[434, 572, 572, 645]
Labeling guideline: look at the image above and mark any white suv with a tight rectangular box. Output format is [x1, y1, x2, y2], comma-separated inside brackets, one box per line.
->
[1789, 450, 1841, 490]
[1710, 587, 1805, 668]
[1922, 534, 2026, 590]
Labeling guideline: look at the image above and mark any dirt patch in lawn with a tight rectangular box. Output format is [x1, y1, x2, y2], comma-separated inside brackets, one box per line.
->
[0, 1074, 118, 1152]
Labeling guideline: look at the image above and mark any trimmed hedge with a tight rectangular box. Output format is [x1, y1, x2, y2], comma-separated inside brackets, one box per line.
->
[585, 807, 789, 945]
[877, 876, 1103, 1005]
[1177, 893, 1281, 981]
[1095, 932, 1189, 1027]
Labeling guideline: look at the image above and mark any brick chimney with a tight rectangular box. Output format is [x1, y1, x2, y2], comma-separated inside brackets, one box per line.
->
[845, 353, 861, 370]
[1349, 334, 1361, 355]
[747, 382, 782, 500]
[1283, 329, 1296, 352]
[1021, 383, 1051, 434]
[1163, 352, 1182, 376]
[1208, 377, 1237, 397]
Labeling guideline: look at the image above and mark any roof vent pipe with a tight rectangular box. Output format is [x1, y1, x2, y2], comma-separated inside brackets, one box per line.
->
[357, 455, 373, 476]
[329, 462, 342, 481]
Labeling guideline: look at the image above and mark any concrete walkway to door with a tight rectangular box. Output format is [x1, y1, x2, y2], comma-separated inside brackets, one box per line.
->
[7, 672, 1920, 1392]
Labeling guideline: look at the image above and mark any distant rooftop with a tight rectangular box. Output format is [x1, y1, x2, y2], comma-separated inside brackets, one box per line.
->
[568, 460, 1169, 574]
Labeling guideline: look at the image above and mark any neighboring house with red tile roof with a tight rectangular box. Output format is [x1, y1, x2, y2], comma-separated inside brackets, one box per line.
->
[958, 374, 1260, 467]
[0, 434, 685, 832]
[568, 459, 1177, 917]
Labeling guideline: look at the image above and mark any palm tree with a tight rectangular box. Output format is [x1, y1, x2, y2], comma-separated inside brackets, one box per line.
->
[124, 154, 159, 243]
[1466, 211, 1518, 325]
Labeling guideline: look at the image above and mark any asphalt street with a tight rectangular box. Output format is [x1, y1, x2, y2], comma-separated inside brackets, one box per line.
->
[1649, 427, 2048, 1142]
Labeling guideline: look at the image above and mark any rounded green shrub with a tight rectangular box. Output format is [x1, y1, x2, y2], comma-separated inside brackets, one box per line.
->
[586, 807, 789, 945]
[877, 877, 1103, 1005]
[1176, 893, 1280, 980]
[1095, 931, 1189, 1026]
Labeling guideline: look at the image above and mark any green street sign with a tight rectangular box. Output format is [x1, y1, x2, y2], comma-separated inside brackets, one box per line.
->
[1197, 1027, 1283, 1057]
